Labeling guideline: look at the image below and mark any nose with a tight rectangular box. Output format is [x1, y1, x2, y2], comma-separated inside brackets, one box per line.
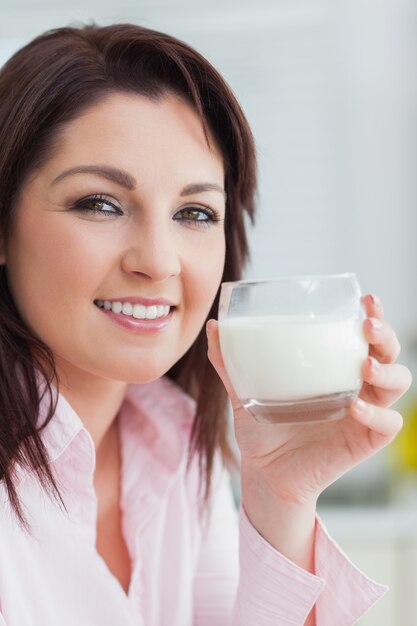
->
[121, 215, 181, 282]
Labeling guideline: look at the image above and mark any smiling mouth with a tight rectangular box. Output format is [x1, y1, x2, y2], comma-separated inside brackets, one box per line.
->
[94, 299, 173, 320]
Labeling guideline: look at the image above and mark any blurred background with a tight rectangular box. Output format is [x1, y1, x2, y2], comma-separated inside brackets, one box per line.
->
[1, 0, 416, 623]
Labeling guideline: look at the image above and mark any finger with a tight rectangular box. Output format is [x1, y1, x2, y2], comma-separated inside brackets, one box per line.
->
[363, 317, 401, 363]
[360, 357, 413, 407]
[350, 398, 403, 451]
[206, 319, 242, 410]
[362, 293, 384, 320]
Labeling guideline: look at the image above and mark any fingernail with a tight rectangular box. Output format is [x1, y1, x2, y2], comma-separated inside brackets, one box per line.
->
[369, 318, 383, 331]
[369, 356, 380, 374]
[370, 294, 382, 309]
[354, 398, 368, 414]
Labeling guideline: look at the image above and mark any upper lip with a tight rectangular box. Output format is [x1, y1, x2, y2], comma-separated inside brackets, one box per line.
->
[96, 297, 176, 307]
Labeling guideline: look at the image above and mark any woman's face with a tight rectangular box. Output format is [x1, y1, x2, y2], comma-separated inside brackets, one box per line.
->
[3, 92, 226, 384]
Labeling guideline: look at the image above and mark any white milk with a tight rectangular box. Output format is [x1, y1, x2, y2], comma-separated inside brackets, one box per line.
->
[218, 315, 368, 401]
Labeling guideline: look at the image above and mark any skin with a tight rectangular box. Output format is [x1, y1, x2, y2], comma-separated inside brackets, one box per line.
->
[1, 91, 227, 595]
[1, 92, 226, 460]
[207, 295, 412, 625]
[0, 89, 412, 621]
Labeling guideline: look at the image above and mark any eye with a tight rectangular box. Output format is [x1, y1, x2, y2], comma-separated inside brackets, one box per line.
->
[174, 206, 222, 228]
[70, 193, 122, 216]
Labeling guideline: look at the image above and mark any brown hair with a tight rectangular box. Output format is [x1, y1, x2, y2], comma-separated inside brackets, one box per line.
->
[0, 22, 257, 531]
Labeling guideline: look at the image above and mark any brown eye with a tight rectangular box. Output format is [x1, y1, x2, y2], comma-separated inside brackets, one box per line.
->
[71, 194, 122, 216]
[174, 206, 221, 228]
[89, 200, 112, 212]
[181, 208, 209, 221]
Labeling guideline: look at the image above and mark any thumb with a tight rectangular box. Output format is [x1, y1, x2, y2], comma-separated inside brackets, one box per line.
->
[206, 319, 242, 411]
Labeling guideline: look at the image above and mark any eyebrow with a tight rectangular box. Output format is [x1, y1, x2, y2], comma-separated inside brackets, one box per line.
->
[180, 183, 226, 200]
[51, 165, 136, 190]
[50, 164, 226, 199]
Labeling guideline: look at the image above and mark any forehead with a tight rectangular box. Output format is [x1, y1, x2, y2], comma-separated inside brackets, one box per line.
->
[44, 92, 224, 184]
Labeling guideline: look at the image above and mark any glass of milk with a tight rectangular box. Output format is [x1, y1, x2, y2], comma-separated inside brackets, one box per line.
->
[218, 273, 369, 424]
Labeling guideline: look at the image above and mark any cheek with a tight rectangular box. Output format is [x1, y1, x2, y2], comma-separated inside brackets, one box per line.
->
[6, 216, 101, 334]
[183, 234, 225, 322]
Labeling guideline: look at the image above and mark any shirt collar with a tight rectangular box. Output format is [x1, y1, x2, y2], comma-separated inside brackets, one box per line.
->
[14, 374, 196, 488]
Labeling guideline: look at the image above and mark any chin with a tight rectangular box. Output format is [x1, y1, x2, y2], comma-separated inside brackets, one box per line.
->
[105, 359, 176, 385]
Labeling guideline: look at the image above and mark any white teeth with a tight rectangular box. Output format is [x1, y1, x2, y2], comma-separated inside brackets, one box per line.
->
[111, 301, 123, 314]
[132, 304, 146, 319]
[122, 302, 133, 316]
[146, 305, 157, 319]
[98, 300, 171, 320]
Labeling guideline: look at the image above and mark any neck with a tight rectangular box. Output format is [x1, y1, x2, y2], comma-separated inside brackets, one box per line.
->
[53, 356, 128, 462]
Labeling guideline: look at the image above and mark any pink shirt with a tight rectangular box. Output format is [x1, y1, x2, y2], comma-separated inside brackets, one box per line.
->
[0, 377, 387, 625]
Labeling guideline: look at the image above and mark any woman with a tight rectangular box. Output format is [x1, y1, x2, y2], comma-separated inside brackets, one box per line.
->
[0, 22, 411, 626]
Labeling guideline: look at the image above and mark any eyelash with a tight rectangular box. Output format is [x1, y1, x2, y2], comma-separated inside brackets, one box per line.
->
[70, 193, 222, 228]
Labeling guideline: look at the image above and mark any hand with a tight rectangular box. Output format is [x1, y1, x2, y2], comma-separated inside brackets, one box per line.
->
[206, 294, 412, 506]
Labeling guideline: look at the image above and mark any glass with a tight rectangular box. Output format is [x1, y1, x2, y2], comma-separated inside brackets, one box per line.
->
[218, 273, 368, 424]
